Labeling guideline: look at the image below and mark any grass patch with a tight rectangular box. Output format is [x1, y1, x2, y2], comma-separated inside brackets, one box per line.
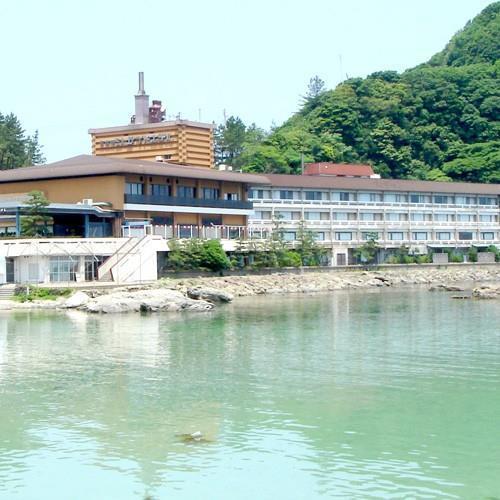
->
[14, 286, 72, 302]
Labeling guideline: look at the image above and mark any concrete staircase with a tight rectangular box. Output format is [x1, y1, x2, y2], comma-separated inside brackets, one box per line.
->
[97, 236, 163, 283]
[0, 284, 16, 300]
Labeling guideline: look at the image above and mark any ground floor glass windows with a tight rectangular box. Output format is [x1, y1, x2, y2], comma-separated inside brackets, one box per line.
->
[49, 256, 78, 282]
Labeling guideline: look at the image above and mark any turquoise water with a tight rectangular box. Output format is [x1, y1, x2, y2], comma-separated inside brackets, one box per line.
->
[0, 288, 499, 499]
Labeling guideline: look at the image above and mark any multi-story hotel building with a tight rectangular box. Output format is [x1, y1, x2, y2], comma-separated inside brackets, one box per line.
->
[248, 171, 500, 264]
[89, 73, 214, 168]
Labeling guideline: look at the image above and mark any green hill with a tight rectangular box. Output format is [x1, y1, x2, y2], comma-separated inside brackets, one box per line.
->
[228, 2, 499, 183]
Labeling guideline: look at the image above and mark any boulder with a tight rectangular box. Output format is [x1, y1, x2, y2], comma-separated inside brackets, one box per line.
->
[61, 291, 90, 309]
[187, 287, 234, 303]
[82, 288, 213, 313]
[472, 286, 500, 300]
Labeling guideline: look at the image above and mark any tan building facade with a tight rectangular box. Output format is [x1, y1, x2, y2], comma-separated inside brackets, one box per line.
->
[0, 155, 268, 238]
[89, 120, 214, 168]
[89, 72, 214, 168]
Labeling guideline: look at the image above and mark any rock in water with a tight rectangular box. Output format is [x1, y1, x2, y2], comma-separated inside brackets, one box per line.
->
[187, 287, 234, 303]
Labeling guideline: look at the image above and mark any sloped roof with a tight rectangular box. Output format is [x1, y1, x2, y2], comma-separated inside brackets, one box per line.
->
[0, 155, 269, 185]
[261, 173, 500, 195]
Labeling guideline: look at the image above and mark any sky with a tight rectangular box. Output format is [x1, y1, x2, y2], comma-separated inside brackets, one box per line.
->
[0, 0, 494, 162]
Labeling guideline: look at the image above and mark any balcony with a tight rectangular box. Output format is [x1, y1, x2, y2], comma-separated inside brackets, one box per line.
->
[124, 194, 253, 210]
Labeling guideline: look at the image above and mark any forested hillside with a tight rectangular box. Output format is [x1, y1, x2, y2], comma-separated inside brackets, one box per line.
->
[216, 2, 499, 183]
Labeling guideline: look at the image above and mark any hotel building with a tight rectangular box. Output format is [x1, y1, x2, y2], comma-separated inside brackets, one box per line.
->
[89, 73, 214, 168]
[248, 169, 500, 265]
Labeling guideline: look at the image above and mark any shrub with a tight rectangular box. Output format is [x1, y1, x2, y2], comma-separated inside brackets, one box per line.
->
[166, 239, 230, 272]
[467, 247, 478, 262]
[14, 286, 72, 302]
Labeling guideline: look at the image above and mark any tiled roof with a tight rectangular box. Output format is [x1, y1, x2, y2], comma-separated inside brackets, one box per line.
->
[0, 155, 269, 185]
[260, 174, 500, 196]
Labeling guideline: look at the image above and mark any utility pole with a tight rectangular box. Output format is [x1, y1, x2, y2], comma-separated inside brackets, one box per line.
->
[301, 152, 304, 175]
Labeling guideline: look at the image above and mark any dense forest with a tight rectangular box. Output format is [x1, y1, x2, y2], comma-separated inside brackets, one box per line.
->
[216, 2, 500, 183]
[0, 113, 44, 169]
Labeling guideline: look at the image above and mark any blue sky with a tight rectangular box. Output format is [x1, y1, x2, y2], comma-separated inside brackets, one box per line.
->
[0, 0, 494, 162]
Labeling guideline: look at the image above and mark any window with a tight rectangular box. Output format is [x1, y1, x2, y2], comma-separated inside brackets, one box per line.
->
[456, 214, 475, 222]
[202, 188, 220, 199]
[224, 192, 239, 201]
[28, 263, 40, 282]
[50, 256, 78, 282]
[386, 212, 407, 221]
[125, 182, 144, 195]
[434, 195, 451, 204]
[177, 186, 196, 198]
[385, 193, 407, 203]
[339, 192, 350, 201]
[456, 196, 476, 205]
[335, 232, 352, 241]
[283, 232, 296, 241]
[305, 191, 323, 201]
[411, 212, 425, 221]
[412, 232, 428, 241]
[252, 189, 264, 199]
[437, 232, 451, 240]
[458, 232, 474, 240]
[84, 256, 106, 281]
[276, 211, 300, 220]
[481, 232, 494, 240]
[358, 192, 381, 202]
[152, 216, 173, 225]
[480, 214, 495, 222]
[253, 211, 271, 220]
[361, 212, 383, 221]
[305, 212, 321, 220]
[279, 190, 294, 200]
[389, 232, 404, 241]
[410, 194, 432, 204]
[434, 213, 453, 222]
[150, 184, 170, 196]
[479, 197, 496, 206]
[334, 212, 356, 221]
[314, 232, 325, 241]
[202, 216, 222, 226]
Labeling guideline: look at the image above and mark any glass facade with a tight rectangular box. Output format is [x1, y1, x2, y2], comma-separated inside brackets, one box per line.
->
[50, 257, 78, 282]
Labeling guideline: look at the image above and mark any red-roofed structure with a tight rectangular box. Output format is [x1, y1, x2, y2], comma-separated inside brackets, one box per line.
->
[304, 162, 376, 178]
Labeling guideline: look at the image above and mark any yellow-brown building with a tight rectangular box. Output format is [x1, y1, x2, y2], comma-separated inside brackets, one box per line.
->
[89, 72, 214, 168]
[0, 155, 267, 238]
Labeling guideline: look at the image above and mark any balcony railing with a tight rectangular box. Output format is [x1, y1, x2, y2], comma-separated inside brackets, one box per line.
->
[124, 194, 253, 210]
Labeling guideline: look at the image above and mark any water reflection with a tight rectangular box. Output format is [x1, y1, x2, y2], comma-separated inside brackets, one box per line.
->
[0, 289, 499, 499]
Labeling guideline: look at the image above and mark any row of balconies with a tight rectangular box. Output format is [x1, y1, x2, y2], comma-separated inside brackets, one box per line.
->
[251, 199, 499, 210]
[249, 219, 500, 228]
[124, 194, 253, 210]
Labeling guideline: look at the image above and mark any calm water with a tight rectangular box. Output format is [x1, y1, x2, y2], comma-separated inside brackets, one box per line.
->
[0, 288, 499, 499]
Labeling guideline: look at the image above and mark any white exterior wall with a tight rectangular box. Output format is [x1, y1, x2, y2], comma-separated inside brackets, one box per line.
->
[0, 237, 167, 285]
[249, 187, 500, 251]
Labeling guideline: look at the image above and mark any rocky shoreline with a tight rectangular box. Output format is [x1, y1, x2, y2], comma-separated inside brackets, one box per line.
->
[1, 265, 499, 313]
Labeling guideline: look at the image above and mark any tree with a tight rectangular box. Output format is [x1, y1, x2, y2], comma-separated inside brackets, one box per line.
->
[296, 219, 326, 266]
[353, 232, 379, 264]
[303, 76, 326, 103]
[20, 191, 52, 237]
[214, 116, 246, 166]
[0, 113, 45, 168]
